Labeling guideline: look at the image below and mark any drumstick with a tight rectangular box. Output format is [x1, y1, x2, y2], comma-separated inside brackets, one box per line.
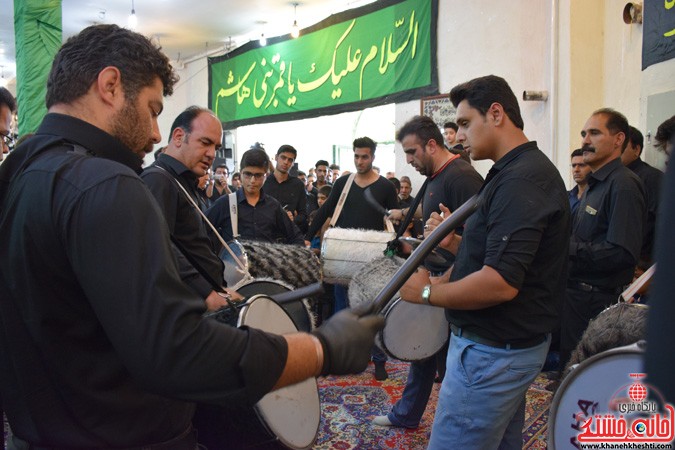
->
[371, 194, 482, 314]
[621, 263, 656, 302]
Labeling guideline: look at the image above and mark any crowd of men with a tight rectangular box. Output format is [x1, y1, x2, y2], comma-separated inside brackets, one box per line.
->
[1, 22, 674, 450]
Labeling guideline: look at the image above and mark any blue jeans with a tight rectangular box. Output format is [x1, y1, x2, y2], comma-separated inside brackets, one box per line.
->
[387, 355, 437, 428]
[428, 333, 550, 450]
[333, 284, 349, 313]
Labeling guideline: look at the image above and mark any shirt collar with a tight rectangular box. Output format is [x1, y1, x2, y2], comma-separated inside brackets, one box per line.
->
[156, 153, 196, 182]
[479, 141, 538, 192]
[589, 157, 623, 184]
[37, 113, 144, 174]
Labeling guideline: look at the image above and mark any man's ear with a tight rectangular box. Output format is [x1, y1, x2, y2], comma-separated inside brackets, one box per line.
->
[96, 66, 123, 108]
[489, 102, 505, 126]
[171, 127, 186, 147]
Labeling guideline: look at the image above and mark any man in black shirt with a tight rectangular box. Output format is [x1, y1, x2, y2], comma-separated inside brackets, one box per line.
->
[263, 144, 308, 233]
[0, 24, 383, 448]
[561, 109, 646, 369]
[305, 136, 399, 379]
[142, 106, 238, 311]
[206, 148, 304, 245]
[400, 76, 570, 449]
[374, 115, 483, 429]
[621, 125, 663, 263]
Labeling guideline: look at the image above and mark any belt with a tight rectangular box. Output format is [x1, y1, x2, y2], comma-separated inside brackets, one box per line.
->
[450, 324, 546, 350]
[568, 280, 624, 295]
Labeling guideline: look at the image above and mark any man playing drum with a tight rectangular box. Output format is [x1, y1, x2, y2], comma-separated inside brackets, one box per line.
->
[400, 75, 570, 449]
[373, 115, 483, 429]
[305, 137, 399, 380]
[142, 106, 241, 311]
[0, 24, 384, 449]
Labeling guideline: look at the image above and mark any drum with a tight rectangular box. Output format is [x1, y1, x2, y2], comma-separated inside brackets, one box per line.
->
[220, 239, 251, 287]
[379, 298, 449, 361]
[349, 256, 448, 361]
[321, 227, 395, 285]
[235, 279, 315, 332]
[195, 295, 320, 450]
[548, 342, 647, 450]
[240, 240, 321, 288]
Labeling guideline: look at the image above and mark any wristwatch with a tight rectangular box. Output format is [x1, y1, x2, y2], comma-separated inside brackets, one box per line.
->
[385, 209, 392, 217]
[421, 284, 432, 305]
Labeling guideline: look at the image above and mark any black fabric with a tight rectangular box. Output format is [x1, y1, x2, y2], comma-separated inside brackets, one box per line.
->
[0, 114, 287, 447]
[422, 157, 484, 273]
[263, 173, 309, 233]
[627, 158, 663, 261]
[142, 153, 225, 296]
[569, 158, 646, 288]
[206, 188, 304, 245]
[448, 142, 571, 342]
[305, 175, 399, 240]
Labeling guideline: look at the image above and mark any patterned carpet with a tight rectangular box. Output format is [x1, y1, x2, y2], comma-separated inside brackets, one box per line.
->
[314, 359, 555, 449]
[2, 360, 555, 449]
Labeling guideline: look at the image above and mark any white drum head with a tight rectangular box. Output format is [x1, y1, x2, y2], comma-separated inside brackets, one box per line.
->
[238, 295, 320, 449]
[380, 298, 448, 361]
[548, 343, 646, 450]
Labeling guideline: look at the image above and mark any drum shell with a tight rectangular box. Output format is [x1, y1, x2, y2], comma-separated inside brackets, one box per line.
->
[241, 240, 320, 289]
[321, 228, 395, 285]
[548, 342, 646, 450]
[235, 279, 315, 331]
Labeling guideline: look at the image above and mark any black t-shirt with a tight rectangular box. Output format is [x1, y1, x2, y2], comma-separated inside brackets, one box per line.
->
[263, 174, 309, 233]
[627, 158, 663, 260]
[305, 174, 399, 239]
[449, 142, 571, 342]
[423, 157, 483, 273]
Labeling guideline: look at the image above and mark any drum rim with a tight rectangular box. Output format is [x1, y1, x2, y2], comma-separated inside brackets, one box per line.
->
[239, 294, 321, 449]
[379, 297, 449, 362]
[547, 341, 645, 450]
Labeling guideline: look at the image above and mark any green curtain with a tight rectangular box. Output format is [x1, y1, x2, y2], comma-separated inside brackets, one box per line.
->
[14, 0, 61, 135]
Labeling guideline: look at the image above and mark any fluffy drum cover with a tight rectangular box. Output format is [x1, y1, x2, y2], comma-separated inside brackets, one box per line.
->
[321, 227, 396, 285]
[565, 302, 648, 374]
[348, 255, 405, 309]
[240, 240, 321, 288]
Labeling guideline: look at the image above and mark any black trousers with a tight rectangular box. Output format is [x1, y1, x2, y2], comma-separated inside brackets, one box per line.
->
[560, 287, 618, 370]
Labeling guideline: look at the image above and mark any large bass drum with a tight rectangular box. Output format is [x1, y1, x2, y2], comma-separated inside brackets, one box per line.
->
[195, 295, 320, 450]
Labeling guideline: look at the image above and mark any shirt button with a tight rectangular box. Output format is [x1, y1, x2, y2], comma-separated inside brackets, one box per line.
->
[502, 236, 508, 241]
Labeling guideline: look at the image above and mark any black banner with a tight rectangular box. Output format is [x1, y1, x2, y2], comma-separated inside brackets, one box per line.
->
[643, 0, 675, 70]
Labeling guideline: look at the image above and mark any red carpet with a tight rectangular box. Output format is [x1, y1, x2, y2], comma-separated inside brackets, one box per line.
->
[3, 360, 554, 449]
[315, 359, 555, 449]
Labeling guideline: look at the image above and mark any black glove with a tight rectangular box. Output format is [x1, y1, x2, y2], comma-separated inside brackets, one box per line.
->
[312, 308, 385, 376]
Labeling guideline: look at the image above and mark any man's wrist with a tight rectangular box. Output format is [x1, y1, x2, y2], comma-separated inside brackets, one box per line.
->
[310, 334, 325, 376]
[421, 284, 432, 306]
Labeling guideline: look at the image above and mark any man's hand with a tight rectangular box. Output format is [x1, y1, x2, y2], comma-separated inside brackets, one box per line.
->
[312, 308, 385, 376]
[204, 289, 244, 311]
[400, 268, 431, 304]
[424, 203, 461, 254]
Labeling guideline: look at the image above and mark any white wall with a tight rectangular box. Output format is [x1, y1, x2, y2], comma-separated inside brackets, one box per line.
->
[151, 0, 675, 191]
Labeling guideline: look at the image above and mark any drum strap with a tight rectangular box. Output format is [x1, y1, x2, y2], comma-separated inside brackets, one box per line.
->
[330, 173, 355, 227]
[151, 166, 249, 275]
[229, 192, 239, 238]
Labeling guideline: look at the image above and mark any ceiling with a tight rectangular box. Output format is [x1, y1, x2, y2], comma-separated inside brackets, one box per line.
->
[0, 0, 376, 89]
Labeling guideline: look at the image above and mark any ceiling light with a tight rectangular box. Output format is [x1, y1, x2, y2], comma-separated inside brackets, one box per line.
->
[291, 3, 300, 38]
[259, 33, 267, 46]
[128, 0, 138, 30]
[0, 66, 7, 88]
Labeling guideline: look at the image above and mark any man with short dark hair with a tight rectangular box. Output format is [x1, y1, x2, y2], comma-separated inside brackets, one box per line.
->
[561, 109, 646, 370]
[400, 76, 570, 449]
[142, 106, 236, 311]
[569, 148, 591, 216]
[374, 115, 483, 430]
[207, 148, 304, 245]
[0, 87, 16, 161]
[621, 125, 663, 262]
[305, 136, 399, 380]
[263, 144, 308, 233]
[0, 24, 383, 448]
[209, 163, 232, 203]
